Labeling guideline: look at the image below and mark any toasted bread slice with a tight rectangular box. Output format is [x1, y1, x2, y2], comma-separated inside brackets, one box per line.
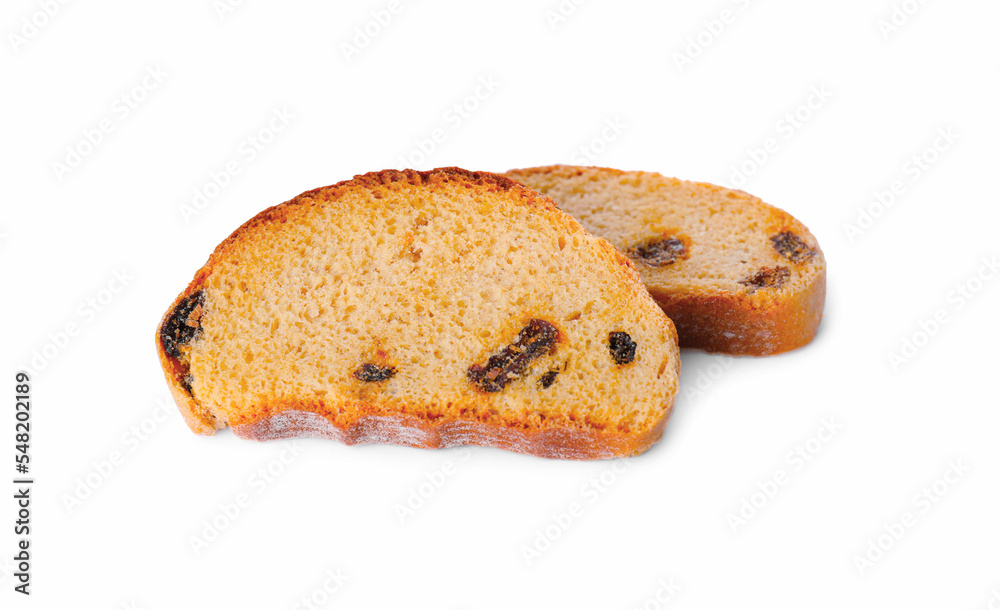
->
[156, 168, 680, 459]
[505, 165, 825, 355]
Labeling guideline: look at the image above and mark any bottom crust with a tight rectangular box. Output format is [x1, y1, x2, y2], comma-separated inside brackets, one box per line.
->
[230, 407, 672, 461]
[649, 271, 826, 356]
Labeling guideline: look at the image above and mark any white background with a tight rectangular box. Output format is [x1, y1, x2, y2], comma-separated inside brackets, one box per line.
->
[2, 0, 999, 607]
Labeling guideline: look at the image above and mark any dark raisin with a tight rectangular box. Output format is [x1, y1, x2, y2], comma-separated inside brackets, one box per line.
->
[608, 331, 637, 365]
[632, 237, 687, 266]
[770, 232, 815, 263]
[161, 291, 206, 359]
[468, 319, 558, 393]
[180, 374, 194, 394]
[538, 369, 560, 389]
[739, 266, 791, 293]
[353, 363, 396, 382]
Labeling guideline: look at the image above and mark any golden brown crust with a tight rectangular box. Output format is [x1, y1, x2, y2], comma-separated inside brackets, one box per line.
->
[155, 167, 679, 459]
[154, 286, 223, 435]
[200, 168, 563, 274]
[646, 270, 825, 355]
[231, 401, 673, 460]
[505, 165, 826, 356]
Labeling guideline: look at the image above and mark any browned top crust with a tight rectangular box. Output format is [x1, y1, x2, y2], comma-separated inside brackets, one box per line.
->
[204, 168, 560, 268]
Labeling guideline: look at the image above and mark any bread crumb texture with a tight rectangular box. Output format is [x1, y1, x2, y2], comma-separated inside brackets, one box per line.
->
[157, 168, 680, 459]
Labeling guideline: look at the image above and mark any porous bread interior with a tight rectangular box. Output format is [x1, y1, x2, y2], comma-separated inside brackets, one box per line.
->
[186, 171, 679, 437]
[505, 166, 823, 306]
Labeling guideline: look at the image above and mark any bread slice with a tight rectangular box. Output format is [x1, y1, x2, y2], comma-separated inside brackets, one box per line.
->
[156, 168, 680, 460]
[505, 165, 825, 355]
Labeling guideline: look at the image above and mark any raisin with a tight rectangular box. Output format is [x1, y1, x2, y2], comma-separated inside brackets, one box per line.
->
[353, 363, 396, 382]
[770, 232, 815, 263]
[631, 237, 688, 266]
[608, 331, 637, 365]
[468, 319, 558, 393]
[539, 369, 560, 389]
[161, 291, 206, 359]
[739, 266, 791, 293]
[180, 374, 194, 394]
